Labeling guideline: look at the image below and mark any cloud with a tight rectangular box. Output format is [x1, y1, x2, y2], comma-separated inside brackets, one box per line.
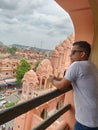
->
[0, 0, 19, 10]
[0, 0, 74, 50]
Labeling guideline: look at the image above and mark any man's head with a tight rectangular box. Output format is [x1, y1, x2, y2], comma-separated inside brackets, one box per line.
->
[70, 41, 91, 63]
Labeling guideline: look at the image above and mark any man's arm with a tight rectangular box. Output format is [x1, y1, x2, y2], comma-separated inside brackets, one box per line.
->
[48, 76, 71, 90]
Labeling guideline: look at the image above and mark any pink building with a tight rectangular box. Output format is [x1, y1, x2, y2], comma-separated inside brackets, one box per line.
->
[14, 34, 75, 130]
[0, 59, 38, 79]
[0, 59, 19, 79]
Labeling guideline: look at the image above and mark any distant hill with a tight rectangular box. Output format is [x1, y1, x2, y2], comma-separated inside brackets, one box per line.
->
[10, 44, 52, 55]
[0, 41, 52, 56]
[0, 41, 6, 47]
[9, 44, 30, 49]
[0, 41, 3, 45]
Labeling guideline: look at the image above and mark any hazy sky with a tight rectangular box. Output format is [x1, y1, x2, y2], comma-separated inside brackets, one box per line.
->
[0, 0, 74, 50]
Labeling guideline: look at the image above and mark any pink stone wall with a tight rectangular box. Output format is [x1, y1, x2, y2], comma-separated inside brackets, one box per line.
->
[14, 34, 75, 130]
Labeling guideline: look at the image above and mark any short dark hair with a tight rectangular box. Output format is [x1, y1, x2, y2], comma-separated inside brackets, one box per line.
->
[73, 41, 91, 58]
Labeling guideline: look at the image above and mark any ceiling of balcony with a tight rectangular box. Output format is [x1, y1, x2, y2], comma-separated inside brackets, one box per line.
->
[55, 0, 98, 67]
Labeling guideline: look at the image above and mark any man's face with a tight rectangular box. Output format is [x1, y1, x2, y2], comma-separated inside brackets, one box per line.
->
[70, 45, 85, 63]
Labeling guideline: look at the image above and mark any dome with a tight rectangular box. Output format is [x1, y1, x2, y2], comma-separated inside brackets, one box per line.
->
[56, 45, 64, 51]
[51, 50, 59, 57]
[22, 70, 39, 86]
[36, 59, 53, 78]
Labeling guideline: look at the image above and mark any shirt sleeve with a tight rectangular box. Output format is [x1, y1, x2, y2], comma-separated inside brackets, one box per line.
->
[64, 62, 79, 82]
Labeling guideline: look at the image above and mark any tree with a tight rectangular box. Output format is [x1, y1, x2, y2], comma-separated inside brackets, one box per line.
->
[7, 47, 17, 55]
[16, 59, 31, 84]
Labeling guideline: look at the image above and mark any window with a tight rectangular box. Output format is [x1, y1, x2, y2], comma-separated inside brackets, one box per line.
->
[41, 108, 48, 119]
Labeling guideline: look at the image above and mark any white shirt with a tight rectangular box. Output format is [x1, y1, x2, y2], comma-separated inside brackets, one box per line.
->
[65, 61, 98, 127]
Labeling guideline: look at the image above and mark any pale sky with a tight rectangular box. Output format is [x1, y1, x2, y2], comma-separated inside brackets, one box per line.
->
[0, 0, 74, 50]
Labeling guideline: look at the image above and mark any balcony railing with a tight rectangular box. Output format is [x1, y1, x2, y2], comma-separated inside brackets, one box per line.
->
[0, 85, 72, 129]
[33, 104, 71, 130]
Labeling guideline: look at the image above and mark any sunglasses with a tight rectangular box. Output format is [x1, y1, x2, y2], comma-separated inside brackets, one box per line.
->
[71, 50, 84, 55]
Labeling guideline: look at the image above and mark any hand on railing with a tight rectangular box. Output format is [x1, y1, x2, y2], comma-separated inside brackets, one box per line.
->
[48, 75, 62, 84]
[48, 75, 56, 84]
[48, 74, 71, 90]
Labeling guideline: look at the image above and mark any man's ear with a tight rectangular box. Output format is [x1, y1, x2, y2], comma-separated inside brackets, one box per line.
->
[81, 52, 85, 58]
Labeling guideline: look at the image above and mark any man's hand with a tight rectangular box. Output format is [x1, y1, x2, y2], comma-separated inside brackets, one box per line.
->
[48, 75, 56, 84]
[48, 75, 71, 90]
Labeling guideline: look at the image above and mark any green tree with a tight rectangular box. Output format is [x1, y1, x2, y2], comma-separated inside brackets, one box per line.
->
[16, 59, 31, 84]
[5, 102, 15, 108]
[7, 47, 17, 54]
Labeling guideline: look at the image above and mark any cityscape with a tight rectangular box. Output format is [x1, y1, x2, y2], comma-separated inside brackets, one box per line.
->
[0, 33, 74, 130]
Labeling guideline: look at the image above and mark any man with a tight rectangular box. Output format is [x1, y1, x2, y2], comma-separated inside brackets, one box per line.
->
[49, 41, 98, 130]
